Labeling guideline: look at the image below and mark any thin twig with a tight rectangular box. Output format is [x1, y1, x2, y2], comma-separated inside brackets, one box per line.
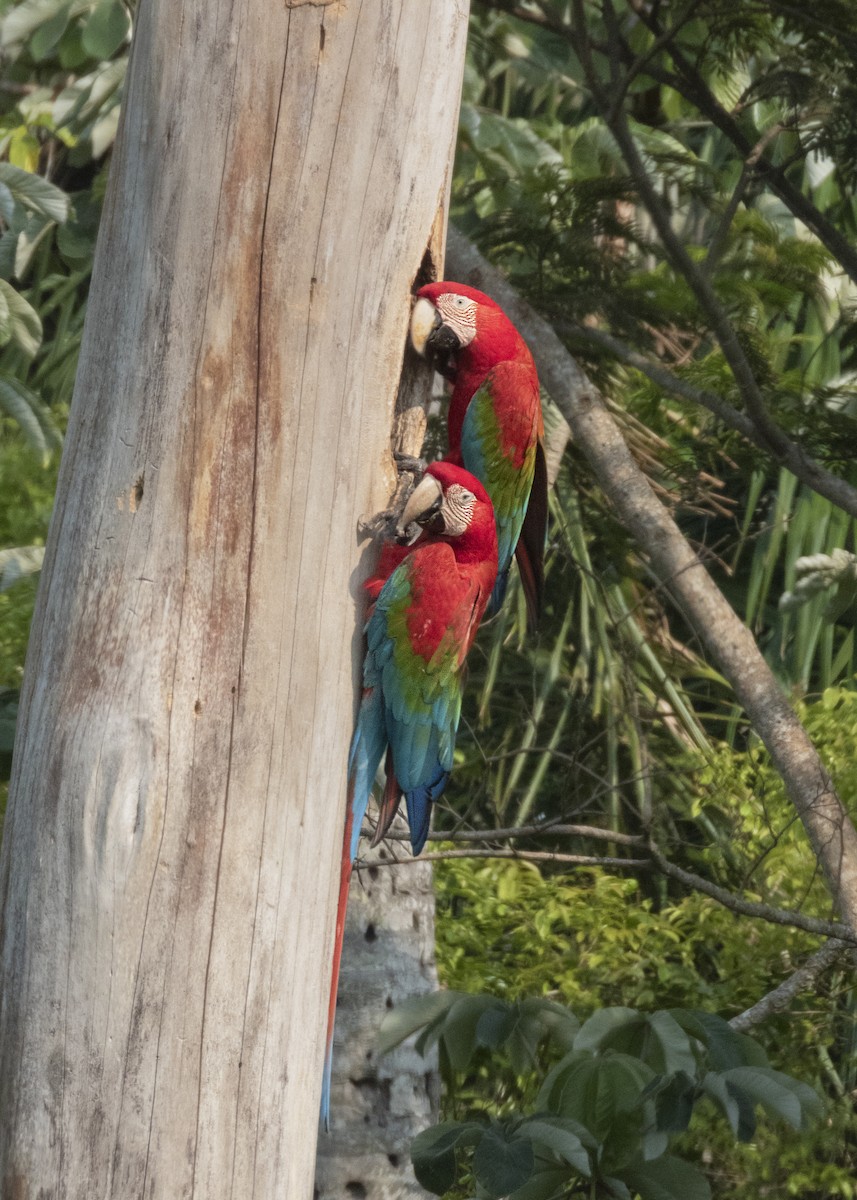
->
[573, 4, 857, 519]
[378, 822, 645, 846]
[730, 939, 852, 1032]
[648, 844, 856, 944]
[564, 321, 755, 439]
[701, 122, 787, 281]
[360, 848, 650, 869]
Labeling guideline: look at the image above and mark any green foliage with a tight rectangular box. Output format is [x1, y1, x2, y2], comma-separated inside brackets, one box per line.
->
[381, 992, 821, 1199]
[0, 0, 119, 805]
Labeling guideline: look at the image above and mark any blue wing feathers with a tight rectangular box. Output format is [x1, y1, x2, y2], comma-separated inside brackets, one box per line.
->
[346, 688, 386, 863]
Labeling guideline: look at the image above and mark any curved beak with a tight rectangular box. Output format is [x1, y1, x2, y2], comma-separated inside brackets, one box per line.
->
[396, 473, 444, 540]
[410, 296, 461, 378]
[410, 297, 441, 357]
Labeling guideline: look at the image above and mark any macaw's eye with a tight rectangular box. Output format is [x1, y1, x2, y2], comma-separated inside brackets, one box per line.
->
[452, 295, 468, 308]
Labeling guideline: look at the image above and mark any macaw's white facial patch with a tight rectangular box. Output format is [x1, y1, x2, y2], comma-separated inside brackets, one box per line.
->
[436, 293, 478, 348]
[410, 297, 439, 356]
[440, 484, 476, 537]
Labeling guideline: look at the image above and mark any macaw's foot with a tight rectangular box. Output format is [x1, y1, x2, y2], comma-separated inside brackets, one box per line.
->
[393, 451, 426, 476]
[357, 508, 398, 540]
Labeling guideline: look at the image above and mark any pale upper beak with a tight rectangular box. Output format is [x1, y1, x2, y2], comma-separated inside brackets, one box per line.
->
[397, 473, 443, 539]
[409, 297, 441, 357]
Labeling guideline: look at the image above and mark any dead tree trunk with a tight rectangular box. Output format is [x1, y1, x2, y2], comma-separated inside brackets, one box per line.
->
[0, 3, 469, 1197]
[314, 847, 439, 1200]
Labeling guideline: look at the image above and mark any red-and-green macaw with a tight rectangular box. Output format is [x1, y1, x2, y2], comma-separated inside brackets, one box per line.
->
[410, 281, 547, 626]
[322, 461, 498, 1129]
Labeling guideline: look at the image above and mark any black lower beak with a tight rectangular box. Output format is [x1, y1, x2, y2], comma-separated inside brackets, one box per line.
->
[395, 495, 444, 543]
[424, 320, 461, 380]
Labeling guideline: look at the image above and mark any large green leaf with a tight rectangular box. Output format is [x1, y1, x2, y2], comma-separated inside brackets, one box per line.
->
[669, 1010, 767, 1072]
[29, 0, 72, 59]
[516, 1116, 593, 1174]
[473, 1125, 535, 1199]
[618, 1156, 711, 1200]
[575, 1009, 698, 1077]
[573, 1008, 640, 1052]
[518, 997, 580, 1051]
[1, 0, 69, 48]
[0, 280, 42, 356]
[81, 0, 129, 60]
[411, 1121, 482, 1196]
[721, 1067, 822, 1131]
[442, 994, 506, 1070]
[700, 1071, 756, 1141]
[377, 990, 462, 1056]
[540, 1051, 654, 1140]
[644, 1071, 697, 1134]
[0, 164, 69, 224]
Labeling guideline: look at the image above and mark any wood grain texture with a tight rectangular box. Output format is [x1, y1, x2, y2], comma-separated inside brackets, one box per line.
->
[0, 2, 469, 1196]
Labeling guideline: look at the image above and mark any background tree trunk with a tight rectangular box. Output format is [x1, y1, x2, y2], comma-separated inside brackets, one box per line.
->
[314, 847, 438, 1200]
[0, 2, 469, 1197]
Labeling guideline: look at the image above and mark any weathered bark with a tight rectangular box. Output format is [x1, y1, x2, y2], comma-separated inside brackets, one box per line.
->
[446, 226, 857, 939]
[315, 844, 438, 1200]
[0, 3, 469, 1197]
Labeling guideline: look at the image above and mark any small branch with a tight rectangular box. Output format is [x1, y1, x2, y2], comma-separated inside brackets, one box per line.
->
[604, 0, 706, 127]
[444, 227, 857, 940]
[360, 848, 650, 869]
[730, 939, 852, 1032]
[647, 844, 856, 944]
[568, 320, 857, 512]
[571, 15, 811, 472]
[565, 321, 756, 439]
[700, 122, 787, 281]
[378, 822, 645, 846]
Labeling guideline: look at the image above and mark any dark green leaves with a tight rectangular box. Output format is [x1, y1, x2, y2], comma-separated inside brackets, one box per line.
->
[618, 1155, 712, 1200]
[411, 1121, 482, 1195]
[379, 990, 580, 1077]
[473, 1125, 535, 1198]
[388, 994, 822, 1196]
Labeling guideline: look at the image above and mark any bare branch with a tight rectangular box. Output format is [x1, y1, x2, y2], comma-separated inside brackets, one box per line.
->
[444, 226, 857, 939]
[360, 848, 650, 869]
[730, 939, 853, 1032]
[378, 823, 645, 846]
[647, 844, 856, 944]
[564, 321, 756, 438]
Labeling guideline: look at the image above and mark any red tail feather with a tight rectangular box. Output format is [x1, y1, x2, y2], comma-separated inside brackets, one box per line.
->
[369, 749, 402, 847]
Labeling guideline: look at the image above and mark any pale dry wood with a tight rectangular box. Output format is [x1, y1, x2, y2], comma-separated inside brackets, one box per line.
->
[0, 3, 470, 1197]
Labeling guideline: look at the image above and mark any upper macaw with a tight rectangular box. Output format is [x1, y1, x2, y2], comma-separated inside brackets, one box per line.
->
[409, 281, 547, 627]
[321, 461, 498, 1129]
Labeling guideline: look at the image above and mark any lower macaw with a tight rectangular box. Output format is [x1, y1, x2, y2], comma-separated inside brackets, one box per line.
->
[321, 461, 498, 1129]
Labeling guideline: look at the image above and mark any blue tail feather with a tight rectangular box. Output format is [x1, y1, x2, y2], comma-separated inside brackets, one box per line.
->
[485, 567, 510, 618]
[405, 768, 450, 855]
